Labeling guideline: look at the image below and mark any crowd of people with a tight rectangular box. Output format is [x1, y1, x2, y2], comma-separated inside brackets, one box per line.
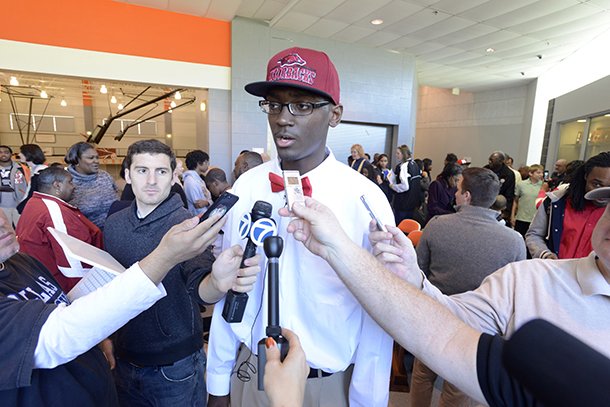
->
[1, 45, 610, 407]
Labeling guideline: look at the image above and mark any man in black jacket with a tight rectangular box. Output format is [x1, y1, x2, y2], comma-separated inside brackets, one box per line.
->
[485, 151, 515, 224]
[104, 140, 260, 406]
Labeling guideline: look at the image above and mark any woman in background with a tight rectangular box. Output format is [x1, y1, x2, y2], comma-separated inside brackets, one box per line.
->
[65, 142, 118, 229]
[350, 144, 367, 174]
[427, 163, 462, 221]
[390, 145, 423, 223]
[373, 153, 393, 202]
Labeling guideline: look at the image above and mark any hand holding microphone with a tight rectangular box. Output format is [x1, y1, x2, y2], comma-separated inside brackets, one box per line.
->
[222, 200, 276, 323]
[206, 245, 261, 304]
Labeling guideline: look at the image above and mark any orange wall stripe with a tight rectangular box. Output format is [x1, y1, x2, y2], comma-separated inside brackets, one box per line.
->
[3, 0, 230, 67]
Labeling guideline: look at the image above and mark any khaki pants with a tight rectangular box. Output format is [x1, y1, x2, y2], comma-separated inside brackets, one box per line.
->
[410, 358, 476, 407]
[230, 345, 352, 407]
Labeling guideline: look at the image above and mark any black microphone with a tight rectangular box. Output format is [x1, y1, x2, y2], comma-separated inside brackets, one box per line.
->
[503, 319, 610, 407]
[257, 236, 288, 391]
[222, 201, 274, 323]
[264, 236, 283, 337]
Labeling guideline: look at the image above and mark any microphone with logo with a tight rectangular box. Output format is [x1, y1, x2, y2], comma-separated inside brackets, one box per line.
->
[256, 235, 288, 391]
[222, 200, 276, 323]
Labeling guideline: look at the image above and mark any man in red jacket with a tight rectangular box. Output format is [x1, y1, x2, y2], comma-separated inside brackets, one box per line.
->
[16, 166, 102, 292]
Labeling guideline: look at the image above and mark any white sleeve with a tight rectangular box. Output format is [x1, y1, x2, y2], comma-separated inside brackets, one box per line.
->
[390, 163, 410, 193]
[348, 199, 393, 406]
[348, 312, 393, 406]
[33, 263, 167, 369]
[206, 301, 242, 396]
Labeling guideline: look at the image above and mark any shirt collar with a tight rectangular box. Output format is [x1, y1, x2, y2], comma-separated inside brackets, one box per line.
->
[577, 252, 610, 297]
[273, 147, 335, 178]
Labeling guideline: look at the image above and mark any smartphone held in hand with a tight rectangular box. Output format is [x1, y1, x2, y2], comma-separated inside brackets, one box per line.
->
[199, 191, 239, 223]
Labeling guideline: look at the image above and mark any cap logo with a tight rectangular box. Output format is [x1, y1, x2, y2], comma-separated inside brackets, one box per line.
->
[268, 53, 317, 85]
[278, 53, 306, 67]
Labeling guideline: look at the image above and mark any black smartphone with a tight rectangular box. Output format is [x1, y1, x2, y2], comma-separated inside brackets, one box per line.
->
[199, 191, 239, 223]
[543, 170, 550, 181]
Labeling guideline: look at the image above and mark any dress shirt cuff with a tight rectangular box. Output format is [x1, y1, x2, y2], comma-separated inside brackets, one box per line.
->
[402, 267, 426, 289]
[206, 373, 231, 396]
[34, 262, 166, 369]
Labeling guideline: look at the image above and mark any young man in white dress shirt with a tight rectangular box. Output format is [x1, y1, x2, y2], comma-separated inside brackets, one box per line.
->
[207, 47, 395, 407]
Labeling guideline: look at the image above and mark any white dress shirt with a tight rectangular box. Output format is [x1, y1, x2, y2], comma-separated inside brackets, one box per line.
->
[207, 150, 395, 406]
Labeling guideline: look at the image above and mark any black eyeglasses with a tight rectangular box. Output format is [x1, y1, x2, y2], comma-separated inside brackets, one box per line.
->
[259, 100, 330, 116]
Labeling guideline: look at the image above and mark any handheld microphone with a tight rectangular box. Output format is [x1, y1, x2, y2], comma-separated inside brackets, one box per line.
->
[257, 236, 288, 390]
[222, 201, 275, 323]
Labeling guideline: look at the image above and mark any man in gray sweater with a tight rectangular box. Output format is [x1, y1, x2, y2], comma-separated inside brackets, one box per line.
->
[411, 167, 526, 407]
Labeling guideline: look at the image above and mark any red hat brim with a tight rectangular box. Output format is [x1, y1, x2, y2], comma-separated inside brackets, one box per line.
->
[245, 80, 338, 105]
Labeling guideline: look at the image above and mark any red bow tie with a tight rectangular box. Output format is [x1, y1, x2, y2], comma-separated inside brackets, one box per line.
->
[269, 172, 313, 197]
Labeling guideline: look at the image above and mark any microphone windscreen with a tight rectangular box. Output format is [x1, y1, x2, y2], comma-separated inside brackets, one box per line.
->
[503, 319, 610, 407]
[252, 200, 272, 219]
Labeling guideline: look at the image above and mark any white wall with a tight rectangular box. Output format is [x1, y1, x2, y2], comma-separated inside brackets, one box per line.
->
[414, 84, 535, 175]
[527, 27, 610, 164]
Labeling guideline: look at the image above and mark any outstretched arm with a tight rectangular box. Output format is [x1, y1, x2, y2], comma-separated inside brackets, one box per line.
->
[34, 214, 225, 369]
[280, 199, 485, 402]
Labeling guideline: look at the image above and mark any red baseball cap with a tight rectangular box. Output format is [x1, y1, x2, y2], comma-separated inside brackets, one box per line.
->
[245, 47, 340, 105]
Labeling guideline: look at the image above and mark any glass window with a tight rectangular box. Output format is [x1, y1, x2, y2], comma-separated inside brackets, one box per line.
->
[585, 114, 610, 160]
[327, 122, 393, 164]
[557, 120, 586, 163]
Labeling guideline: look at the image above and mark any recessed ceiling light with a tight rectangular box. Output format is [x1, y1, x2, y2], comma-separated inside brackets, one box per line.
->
[100, 85, 107, 94]
[60, 99, 67, 107]
[9, 76, 19, 86]
[118, 103, 124, 110]
[370, 19, 384, 25]
[40, 90, 48, 99]
[174, 91, 182, 100]
[486, 47, 495, 53]
[110, 95, 117, 104]
[170, 101, 177, 108]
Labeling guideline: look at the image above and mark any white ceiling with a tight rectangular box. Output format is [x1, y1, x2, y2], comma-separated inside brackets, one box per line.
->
[112, 0, 610, 91]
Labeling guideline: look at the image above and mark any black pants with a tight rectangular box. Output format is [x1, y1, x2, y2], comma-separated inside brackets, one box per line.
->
[514, 220, 530, 237]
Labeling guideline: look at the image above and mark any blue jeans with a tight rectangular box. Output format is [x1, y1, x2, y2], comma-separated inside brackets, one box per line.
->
[114, 348, 206, 407]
